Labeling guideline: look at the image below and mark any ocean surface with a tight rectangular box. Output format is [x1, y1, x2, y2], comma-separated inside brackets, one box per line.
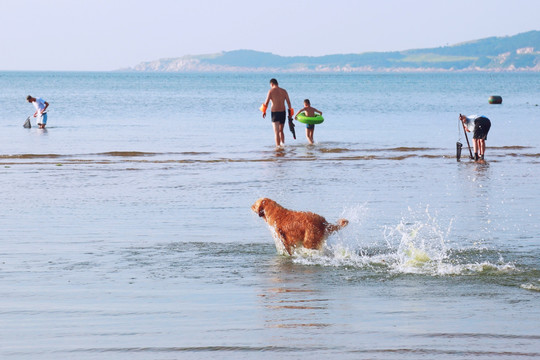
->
[1, 71, 539, 359]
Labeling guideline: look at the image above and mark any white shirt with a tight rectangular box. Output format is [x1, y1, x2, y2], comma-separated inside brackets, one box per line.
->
[33, 97, 47, 114]
[464, 115, 485, 132]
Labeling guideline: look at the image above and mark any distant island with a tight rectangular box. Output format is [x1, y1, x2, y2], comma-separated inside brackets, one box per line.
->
[126, 31, 540, 72]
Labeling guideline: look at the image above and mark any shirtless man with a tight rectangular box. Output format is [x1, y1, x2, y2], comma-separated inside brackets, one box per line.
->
[261, 78, 292, 147]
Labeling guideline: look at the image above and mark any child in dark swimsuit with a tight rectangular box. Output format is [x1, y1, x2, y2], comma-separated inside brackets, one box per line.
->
[295, 99, 322, 145]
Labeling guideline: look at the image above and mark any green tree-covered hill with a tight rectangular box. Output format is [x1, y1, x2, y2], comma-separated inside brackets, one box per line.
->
[128, 30, 540, 72]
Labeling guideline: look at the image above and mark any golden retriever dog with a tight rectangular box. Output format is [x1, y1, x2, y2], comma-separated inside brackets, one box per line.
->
[252, 198, 349, 255]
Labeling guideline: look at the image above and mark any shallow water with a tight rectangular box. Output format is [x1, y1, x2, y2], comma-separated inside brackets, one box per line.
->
[0, 72, 539, 359]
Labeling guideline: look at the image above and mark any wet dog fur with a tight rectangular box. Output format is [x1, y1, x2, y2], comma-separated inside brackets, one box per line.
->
[252, 198, 349, 255]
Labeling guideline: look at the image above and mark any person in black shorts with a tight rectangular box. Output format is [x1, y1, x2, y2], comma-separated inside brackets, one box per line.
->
[261, 79, 292, 147]
[271, 111, 286, 125]
[460, 114, 492, 161]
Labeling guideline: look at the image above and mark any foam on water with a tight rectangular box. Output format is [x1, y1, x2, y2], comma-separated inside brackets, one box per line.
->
[382, 205, 451, 274]
[521, 281, 540, 292]
[283, 205, 519, 277]
[269, 226, 289, 256]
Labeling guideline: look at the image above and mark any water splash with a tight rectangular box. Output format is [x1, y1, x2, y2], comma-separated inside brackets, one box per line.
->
[283, 204, 519, 277]
[521, 281, 540, 292]
[269, 226, 288, 256]
[382, 205, 451, 274]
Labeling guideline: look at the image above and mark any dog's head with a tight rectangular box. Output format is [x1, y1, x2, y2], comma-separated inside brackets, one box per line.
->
[251, 198, 270, 219]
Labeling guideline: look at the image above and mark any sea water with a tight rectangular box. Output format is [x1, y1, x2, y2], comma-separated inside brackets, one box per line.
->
[0, 71, 539, 359]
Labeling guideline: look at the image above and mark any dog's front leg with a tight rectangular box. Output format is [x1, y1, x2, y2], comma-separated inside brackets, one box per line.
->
[278, 228, 293, 255]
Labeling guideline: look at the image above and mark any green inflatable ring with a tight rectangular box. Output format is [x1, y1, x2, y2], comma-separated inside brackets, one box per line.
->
[296, 114, 324, 125]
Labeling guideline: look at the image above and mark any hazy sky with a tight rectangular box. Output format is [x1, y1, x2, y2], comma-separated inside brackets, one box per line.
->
[1, 0, 539, 71]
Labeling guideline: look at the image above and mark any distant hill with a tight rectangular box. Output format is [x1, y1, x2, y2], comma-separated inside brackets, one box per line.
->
[126, 31, 540, 72]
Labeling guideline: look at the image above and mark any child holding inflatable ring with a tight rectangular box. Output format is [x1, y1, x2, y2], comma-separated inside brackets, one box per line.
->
[295, 99, 323, 145]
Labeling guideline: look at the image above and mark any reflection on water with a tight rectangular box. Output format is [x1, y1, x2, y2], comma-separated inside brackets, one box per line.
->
[259, 258, 332, 331]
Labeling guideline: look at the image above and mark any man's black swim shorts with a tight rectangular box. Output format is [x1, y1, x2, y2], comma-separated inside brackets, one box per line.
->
[271, 111, 286, 125]
[473, 117, 491, 140]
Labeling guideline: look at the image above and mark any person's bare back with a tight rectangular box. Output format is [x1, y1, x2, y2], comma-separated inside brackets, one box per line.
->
[261, 78, 292, 147]
[266, 86, 290, 112]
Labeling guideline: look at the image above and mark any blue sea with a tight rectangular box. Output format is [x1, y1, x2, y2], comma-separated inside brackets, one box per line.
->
[1, 71, 539, 359]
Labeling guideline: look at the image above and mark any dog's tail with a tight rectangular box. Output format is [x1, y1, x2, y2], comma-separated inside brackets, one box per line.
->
[326, 218, 349, 233]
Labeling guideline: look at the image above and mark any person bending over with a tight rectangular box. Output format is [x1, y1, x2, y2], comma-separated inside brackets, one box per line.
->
[27, 95, 49, 129]
[460, 114, 491, 161]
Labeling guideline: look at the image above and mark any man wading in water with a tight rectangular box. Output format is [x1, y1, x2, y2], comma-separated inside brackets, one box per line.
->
[261, 78, 292, 147]
[27, 95, 49, 129]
